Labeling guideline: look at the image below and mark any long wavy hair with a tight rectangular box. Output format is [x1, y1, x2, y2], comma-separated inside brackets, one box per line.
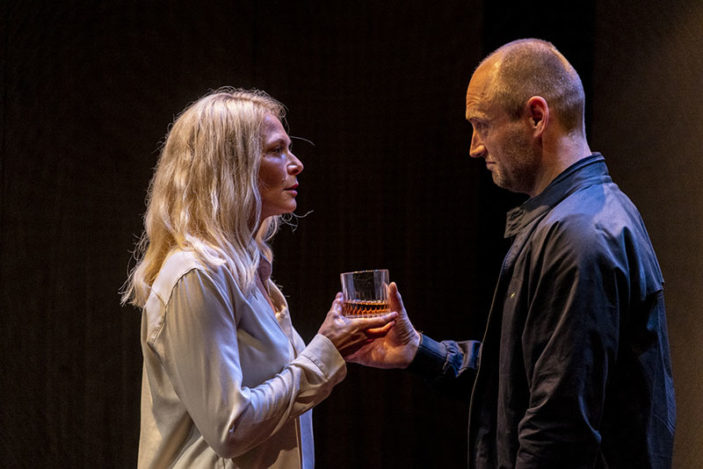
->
[122, 88, 286, 307]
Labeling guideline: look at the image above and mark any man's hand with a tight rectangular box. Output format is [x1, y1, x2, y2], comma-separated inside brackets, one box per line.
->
[346, 282, 421, 369]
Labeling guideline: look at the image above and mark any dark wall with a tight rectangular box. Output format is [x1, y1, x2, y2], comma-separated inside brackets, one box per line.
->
[1, 2, 485, 467]
[591, 1, 703, 467]
[1, 1, 700, 468]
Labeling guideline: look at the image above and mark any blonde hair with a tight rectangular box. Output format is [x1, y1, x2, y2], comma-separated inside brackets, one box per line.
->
[122, 87, 286, 307]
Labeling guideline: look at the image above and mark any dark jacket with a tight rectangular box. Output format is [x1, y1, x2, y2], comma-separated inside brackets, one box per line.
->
[410, 154, 676, 468]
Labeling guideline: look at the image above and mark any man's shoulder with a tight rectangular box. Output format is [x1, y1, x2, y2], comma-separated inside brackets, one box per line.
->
[533, 181, 656, 265]
[546, 180, 642, 233]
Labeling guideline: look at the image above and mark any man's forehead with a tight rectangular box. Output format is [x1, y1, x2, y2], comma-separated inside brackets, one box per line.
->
[465, 66, 494, 119]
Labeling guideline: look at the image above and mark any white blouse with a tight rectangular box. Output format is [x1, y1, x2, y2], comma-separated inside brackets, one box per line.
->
[138, 250, 346, 468]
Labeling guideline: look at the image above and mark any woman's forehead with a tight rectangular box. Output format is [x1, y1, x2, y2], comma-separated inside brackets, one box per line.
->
[262, 114, 289, 142]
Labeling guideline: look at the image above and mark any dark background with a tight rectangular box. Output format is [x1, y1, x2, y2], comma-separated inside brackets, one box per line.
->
[2, 1, 701, 467]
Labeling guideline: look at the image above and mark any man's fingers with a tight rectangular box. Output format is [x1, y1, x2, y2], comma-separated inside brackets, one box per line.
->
[389, 282, 405, 314]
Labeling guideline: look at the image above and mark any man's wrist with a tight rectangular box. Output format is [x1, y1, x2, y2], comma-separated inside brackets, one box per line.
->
[401, 330, 422, 368]
[406, 333, 446, 375]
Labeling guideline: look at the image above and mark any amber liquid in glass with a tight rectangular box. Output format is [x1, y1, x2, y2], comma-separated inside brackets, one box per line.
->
[342, 299, 390, 317]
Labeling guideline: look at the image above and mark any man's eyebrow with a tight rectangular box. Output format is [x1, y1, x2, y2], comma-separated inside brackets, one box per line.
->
[466, 106, 490, 121]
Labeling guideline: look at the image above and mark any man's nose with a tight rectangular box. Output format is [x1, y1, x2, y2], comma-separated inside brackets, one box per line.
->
[469, 132, 486, 159]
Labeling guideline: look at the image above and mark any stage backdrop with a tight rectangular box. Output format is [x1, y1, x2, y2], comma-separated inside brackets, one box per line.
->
[591, 1, 703, 467]
[1, 1, 700, 467]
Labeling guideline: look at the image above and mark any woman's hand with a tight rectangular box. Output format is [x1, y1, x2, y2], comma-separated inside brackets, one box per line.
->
[318, 293, 398, 357]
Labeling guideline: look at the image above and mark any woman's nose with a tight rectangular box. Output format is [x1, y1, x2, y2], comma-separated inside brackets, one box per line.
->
[289, 153, 303, 174]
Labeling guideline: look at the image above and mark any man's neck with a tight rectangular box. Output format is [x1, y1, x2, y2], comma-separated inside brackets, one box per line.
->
[529, 135, 592, 197]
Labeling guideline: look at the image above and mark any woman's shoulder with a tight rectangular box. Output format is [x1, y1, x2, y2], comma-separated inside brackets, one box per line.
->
[150, 250, 213, 306]
[161, 248, 206, 279]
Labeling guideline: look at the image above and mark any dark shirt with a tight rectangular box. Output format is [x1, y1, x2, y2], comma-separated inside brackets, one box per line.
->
[410, 154, 676, 468]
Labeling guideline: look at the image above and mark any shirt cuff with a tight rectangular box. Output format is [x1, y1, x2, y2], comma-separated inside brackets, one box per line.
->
[407, 334, 447, 376]
[301, 334, 347, 382]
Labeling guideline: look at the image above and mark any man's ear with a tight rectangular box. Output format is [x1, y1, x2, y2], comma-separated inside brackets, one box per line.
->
[526, 96, 549, 136]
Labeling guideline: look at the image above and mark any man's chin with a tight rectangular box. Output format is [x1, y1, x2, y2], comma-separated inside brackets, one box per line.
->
[491, 172, 506, 188]
[492, 175, 519, 194]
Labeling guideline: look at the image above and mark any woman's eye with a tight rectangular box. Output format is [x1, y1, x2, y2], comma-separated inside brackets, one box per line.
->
[266, 142, 292, 156]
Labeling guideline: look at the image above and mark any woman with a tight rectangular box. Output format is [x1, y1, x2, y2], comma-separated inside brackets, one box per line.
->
[122, 88, 396, 468]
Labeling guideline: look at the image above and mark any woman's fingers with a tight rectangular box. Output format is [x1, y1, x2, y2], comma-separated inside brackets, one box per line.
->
[330, 293, 343, 312]
[348, 312, 397, 327]
[344, 312, 397, 335]
[365, 321, 395, 337]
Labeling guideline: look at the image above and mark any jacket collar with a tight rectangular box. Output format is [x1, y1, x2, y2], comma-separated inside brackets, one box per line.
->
[504, 153, 609, 238]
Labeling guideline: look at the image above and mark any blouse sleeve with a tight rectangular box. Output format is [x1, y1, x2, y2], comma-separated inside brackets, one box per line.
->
[148, 268, 346, 458]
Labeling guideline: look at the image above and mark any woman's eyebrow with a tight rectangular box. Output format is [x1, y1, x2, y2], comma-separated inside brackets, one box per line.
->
[265, 134, 289, 145]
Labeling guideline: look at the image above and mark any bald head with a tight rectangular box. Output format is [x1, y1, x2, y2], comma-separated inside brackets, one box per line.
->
[477, 39, 586, 134]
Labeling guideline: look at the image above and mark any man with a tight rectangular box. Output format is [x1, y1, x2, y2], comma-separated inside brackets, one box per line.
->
[349, 39, 676, 468]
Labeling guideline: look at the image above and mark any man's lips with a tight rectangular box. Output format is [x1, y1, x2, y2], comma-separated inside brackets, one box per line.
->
[285, 183, 299, 194]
